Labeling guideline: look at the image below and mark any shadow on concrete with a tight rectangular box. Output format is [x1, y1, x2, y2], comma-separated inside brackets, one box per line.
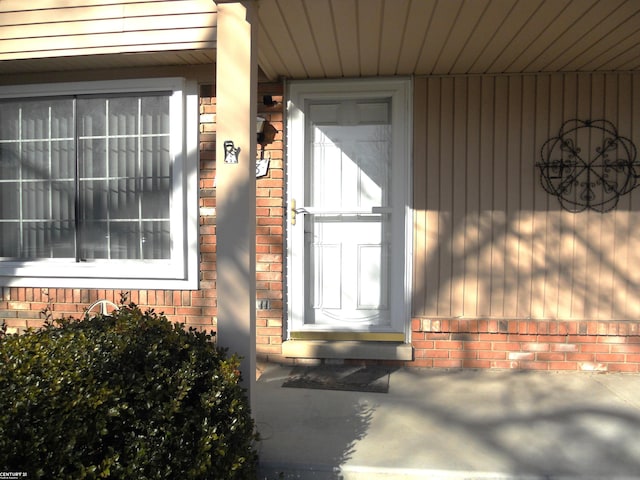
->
[256, 367, 640, 479]
[255, 365, 377, 479]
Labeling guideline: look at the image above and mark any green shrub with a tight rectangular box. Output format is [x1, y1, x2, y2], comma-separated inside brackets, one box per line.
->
[0, 304, 258, 479]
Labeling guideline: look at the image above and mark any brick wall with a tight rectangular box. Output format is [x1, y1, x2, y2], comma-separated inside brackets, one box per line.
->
[0, 287, 210, 333]
[412, 318, 640, 373]
[0, 82, 288, 367]
[255, 84, 286, 364]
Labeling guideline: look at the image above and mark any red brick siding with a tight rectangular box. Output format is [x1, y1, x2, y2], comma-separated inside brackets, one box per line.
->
[411, 318, 640, 372]
[255, 83, 286, 364]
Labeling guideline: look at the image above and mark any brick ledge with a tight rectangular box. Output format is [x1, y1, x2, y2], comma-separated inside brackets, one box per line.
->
[413, 318, 640, 336]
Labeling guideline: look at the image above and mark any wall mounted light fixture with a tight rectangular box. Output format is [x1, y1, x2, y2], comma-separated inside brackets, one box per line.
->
[256, 116, 277, 178]
[256, 116, 277, 146]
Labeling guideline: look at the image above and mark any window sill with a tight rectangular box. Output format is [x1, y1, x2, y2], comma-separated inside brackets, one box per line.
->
[0, 273, 198, 290]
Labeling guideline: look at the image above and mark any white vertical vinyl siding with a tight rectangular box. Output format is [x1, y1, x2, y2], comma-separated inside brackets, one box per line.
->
[413, 72, 640, 321]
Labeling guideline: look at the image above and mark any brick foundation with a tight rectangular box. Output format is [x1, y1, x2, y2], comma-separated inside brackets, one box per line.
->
[412, 318, 640, 372]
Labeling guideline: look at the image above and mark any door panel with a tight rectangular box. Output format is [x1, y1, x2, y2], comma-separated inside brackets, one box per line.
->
[287, 79, 411, 338]
[306, 111, 391, 328]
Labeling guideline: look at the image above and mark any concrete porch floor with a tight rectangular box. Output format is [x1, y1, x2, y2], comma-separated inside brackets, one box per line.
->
[254, 365, 640, 479]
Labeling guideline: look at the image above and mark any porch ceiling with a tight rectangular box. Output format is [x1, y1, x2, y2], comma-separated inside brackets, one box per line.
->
[0, 0, 637, 79]
[256, 0, 640, 80]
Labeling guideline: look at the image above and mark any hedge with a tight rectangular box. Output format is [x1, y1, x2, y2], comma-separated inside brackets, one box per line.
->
[0, 304, 258, 479]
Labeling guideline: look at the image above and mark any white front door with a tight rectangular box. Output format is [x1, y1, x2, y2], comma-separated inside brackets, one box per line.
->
[287, 79, 411, 340]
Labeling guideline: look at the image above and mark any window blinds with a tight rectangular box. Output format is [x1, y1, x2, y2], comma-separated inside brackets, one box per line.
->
[0, 94, 172, 261]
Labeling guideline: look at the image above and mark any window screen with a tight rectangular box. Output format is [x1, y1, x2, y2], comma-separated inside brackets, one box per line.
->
[0, 94, 171, 261]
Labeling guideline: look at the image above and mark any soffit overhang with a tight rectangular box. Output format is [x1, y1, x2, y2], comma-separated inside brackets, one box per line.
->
[0, 0, 638, 78]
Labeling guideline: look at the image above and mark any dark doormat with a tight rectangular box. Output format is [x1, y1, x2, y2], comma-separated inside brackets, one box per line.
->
[282, 365, 393, 393]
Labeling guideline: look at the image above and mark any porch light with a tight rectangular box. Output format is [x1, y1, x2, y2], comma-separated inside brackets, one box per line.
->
[257, 116, 277, 146]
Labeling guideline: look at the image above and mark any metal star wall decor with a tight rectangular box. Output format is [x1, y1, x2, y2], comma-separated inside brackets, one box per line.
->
[537, 119, 639, 213]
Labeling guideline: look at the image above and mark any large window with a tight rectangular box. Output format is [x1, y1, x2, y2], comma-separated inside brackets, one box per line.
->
[0, 78, 198, 289]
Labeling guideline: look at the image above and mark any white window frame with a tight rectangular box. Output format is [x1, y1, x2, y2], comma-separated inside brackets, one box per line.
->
[0, 77, 199, 289]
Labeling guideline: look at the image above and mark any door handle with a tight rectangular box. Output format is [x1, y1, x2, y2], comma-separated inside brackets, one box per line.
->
[291, 199, 315, 224]
[290, 199, 297, 225]
[291, 201, 388, 225]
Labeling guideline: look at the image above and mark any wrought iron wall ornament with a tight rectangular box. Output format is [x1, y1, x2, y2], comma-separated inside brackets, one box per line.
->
[537, 119, 639, 213]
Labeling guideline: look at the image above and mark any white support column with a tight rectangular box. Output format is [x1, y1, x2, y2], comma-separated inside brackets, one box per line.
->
[215, 1, 257, 406]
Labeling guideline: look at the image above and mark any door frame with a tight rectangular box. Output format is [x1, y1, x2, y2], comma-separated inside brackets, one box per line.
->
[285, 77, 413, 343]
